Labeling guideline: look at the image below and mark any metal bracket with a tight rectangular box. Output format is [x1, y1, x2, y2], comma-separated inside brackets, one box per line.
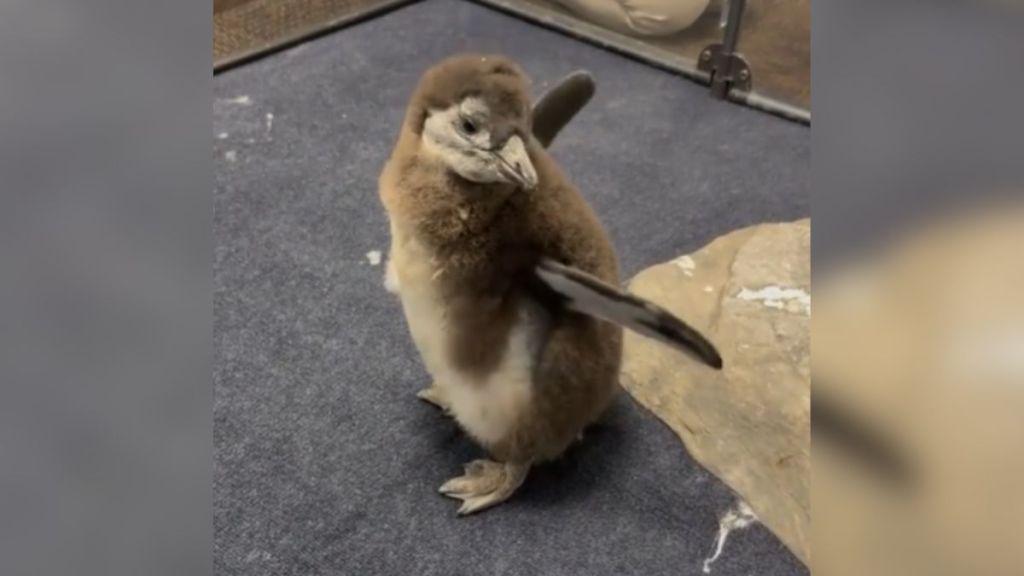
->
[698, 44, 752, 98]
[699, 0, 751, 99]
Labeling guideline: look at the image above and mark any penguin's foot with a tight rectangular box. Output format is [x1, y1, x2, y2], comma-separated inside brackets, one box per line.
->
[416, 382, 451, 415]
[439, 459, 529, 516]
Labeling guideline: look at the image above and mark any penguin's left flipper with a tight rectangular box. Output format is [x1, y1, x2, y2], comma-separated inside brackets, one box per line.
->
[534, 258, 724, 370]
[531, 71, 596, 149]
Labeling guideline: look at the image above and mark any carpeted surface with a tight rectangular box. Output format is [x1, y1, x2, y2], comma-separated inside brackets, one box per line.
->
[214, 1, 809, 574]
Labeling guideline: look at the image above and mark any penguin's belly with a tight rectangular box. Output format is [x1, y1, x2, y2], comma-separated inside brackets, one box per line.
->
[392, 235, 537, 446]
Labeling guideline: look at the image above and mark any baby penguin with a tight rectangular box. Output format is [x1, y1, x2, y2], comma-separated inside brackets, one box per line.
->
[379, 54, 721, 515]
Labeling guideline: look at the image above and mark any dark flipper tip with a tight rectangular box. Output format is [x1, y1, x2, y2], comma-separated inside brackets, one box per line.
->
[651, 312, 724, 370]
[532, 70, 596, 148]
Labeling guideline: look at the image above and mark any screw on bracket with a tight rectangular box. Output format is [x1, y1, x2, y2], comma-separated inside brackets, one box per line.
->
[697, 44, 753, 98]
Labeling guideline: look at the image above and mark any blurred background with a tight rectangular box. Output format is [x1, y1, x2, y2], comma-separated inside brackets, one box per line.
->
[1, 1, 1022, 576]
[812, 1, 1024, 574]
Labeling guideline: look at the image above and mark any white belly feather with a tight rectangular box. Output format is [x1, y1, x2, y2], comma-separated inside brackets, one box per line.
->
[390, 230, 537, 446]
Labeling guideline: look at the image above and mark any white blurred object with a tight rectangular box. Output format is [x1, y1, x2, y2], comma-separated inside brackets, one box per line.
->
[550, 0, 711, 37]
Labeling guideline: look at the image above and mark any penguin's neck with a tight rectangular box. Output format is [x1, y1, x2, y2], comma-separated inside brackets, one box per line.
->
[395, 159, 516, 248]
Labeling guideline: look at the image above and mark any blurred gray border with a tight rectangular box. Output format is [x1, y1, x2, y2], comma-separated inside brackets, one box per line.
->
[12, 1, 1023, 576]
[811, 0, 1024, 271]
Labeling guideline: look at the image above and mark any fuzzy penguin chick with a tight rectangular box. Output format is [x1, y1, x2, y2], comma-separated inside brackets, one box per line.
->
[379, 54, 621, 515]
[379, 54, 719, 515]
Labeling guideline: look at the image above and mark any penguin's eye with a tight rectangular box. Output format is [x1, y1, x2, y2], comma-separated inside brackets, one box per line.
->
[459, 117, 479, 135]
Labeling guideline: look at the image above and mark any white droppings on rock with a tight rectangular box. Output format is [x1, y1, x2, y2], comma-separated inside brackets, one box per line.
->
[224, 150, 237, 162]
[265, 112, 274, 136]
[704, 285, 714, 293]
[217, 132, 228, 139]
[736, 285, 810, 315]
[674, 255, 696, 276]
[366, 250, 382, 266]
[702, 501, 758, 574]
[221, 95, 251, 105]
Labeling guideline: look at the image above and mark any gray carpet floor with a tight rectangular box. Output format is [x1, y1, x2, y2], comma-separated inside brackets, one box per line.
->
[214, 1, 810, 574]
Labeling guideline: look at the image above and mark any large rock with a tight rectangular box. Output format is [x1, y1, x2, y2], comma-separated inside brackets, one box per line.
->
[621, 219, 810, 565]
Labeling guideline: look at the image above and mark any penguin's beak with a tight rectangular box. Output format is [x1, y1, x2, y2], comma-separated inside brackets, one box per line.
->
[492, 135, 538, 190]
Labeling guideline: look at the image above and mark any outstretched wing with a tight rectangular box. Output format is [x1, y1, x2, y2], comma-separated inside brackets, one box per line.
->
[531, 71, 596, 149]
[535, 259, 723, 370]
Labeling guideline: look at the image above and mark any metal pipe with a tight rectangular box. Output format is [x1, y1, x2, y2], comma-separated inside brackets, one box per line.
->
[722, 0, 747, 54]
[711, 0, 747, 99]
[730, 90, 811, 125]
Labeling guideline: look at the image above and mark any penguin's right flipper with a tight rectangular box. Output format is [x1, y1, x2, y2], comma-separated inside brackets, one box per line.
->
[534, 258, 724, 370]
[531, 71, 596, 149]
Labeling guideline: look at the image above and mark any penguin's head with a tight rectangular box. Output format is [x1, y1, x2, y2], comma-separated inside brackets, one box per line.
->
[406, 54, 538, 190]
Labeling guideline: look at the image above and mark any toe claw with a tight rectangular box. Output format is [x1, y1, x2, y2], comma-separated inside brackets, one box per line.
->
[438, 479, 462, 496]
[455, 493, 510, 516]
[439, 476, 477, 499]
[416, 384, 452, 414]
[439, 460, 529, 515]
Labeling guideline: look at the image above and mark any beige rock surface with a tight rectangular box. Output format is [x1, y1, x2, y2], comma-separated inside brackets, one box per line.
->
[620, 219, 810, 565]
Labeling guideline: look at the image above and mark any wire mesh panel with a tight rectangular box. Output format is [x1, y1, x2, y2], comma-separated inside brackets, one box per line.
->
[214, 0, 412, 70]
